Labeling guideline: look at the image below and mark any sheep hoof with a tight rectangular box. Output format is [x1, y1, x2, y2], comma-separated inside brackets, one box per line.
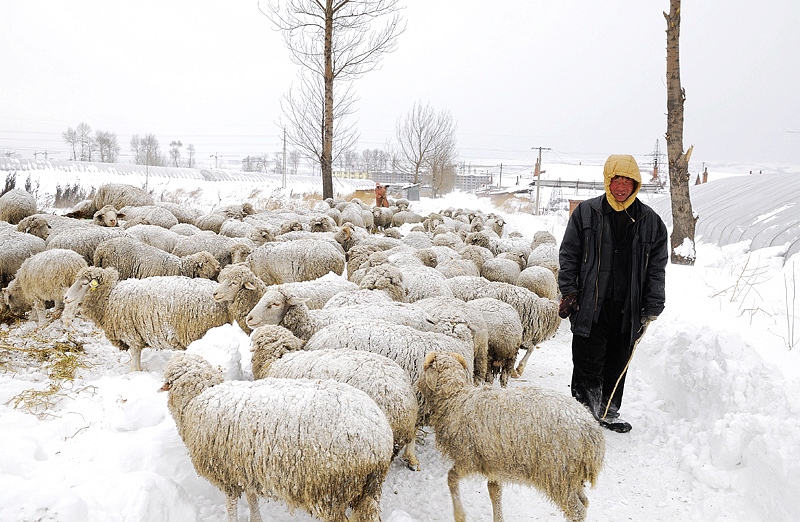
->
[404, 457, 420, 471]
[510, 366, 523, 378]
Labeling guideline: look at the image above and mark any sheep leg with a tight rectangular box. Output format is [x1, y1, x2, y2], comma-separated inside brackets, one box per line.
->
[402, 440, 420, 471]
[129, 345, 144, 372]
[32, 300, 47, 325]
[447, 467, 466, 522]
[513, 343, 536, 377]
[487, 480, 505, 522]
[225, 494, 239, 522]
[563, 487, 588, 522]
[246, 492, 263, 522]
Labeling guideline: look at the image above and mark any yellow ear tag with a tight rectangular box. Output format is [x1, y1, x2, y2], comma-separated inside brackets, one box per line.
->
[89, 280, 99, 291]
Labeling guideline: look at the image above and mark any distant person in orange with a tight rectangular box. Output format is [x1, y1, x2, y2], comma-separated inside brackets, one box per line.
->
[374, 183, 389, 207]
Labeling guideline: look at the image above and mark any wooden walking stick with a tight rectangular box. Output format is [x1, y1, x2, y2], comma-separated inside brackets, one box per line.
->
[601, 321, 651, 421]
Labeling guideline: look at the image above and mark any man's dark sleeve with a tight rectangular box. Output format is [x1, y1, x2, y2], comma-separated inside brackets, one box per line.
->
[558, 207, 583, 297]
[641, 217, 668, 317]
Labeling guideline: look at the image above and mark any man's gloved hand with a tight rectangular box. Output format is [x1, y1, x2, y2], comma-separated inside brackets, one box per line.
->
[558, 294, 579, 319]
[640, 315, 658, 329]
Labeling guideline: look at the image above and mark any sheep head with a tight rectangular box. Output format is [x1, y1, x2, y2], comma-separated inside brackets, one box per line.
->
[161, 353, 224, 427]
[418, 352, 471, 404]
[250, 325, 305, 379]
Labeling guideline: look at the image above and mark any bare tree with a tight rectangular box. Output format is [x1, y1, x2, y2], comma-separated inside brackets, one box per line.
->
[95, 130, 120, 163]
[169, 140, 183, 167]
[427, 129, 458, 197]
[279, 69, 360, 180]
[186, 144, 196, 168]
[76, 122, 94, 161]
[396, 101, 457, 187]
[263, 0, 405, 199]
[664, 0, 696, 265]
[288, 149, 301, 175]
[62, 127, 78, 160]
[131, 134, 165, 166]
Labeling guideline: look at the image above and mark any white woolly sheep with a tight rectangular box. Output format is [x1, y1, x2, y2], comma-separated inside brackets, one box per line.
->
[125, 223, 182, 253]
[0, 189, 37, 225]
[391, 210, 424, 227]
[93, 183, 154, 212]
[219, 219, 275, 245]
[212, 263, 269, 334]
[446, 275, 560, 375]
[464, 297, 524, 387]
[119, 205, 179, 229]
[517, 265, 559, 300]
[161, 352, 393, 522]
[436, 258, 481, 278]
[92, 204, 122, 227]
[16, 214, 52, 240]
[250, 325, 420, 470]
[371, 206, 394, 232]
[93, 236, 220, 281]
[458, 244, 494, 271]
[398, 264, 454, 303]
[171, 231, 242, 268]
[417, 351, 605, 522]
[63, 266, 232, 371]
[170, 222, 203, 236]
[414, 296, 490, 385]
[531, 230, 558, 250]
[246, 238, 345, 285]
[480, 256, 522, 285]
[46, 224, 126, 264]
[152, 201, 202, 224]
[465, 230, 532, 258]
[402, 230, 433, 250]
[0, 227, 46, 288]
[245, 287, 436, 340]
[334, 224, 403, 254]
[2, 248, 88, 324]
[527, 241, 560, 280]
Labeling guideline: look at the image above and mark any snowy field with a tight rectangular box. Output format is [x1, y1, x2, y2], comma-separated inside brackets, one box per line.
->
[0, 166, 798, 521]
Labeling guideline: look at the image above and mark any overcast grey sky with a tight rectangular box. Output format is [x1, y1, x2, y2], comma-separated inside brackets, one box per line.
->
[1, 0, 798, 174]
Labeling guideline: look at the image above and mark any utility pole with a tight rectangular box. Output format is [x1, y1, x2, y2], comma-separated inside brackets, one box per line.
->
[532, 146, 550, 215]
[498, 163, 503, 188]
[282, 128, 287, 189]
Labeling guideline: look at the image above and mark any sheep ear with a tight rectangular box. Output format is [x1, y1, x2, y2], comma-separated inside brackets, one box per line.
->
[450, 352, 468, 370]
[286, 296, 309, 306]
[243, 280, 257, 291]
[423, 352, 437, 368]
[117, 212, 126, 220]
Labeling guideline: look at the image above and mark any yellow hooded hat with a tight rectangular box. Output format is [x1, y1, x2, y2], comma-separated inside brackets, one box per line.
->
[603, 154, 642, 211]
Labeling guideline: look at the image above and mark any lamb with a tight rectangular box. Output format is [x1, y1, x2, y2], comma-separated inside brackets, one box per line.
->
[245, 238, 346, 285]
[417, 351, 605, 522]
[2, 248, 88, 324]
[245, 287, 436, 340]
[63, 266, 232, 371]
[161, 352, 393, 522]
[250, 325, 420, 470]
[0, 227, 46, 288]
[93, 236, 220, 281]
[0, 189, 37, 224]
[464, 297, 524, 387]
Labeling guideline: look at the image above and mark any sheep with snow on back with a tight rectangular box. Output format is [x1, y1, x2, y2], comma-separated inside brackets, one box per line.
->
[245, 287, 436, 340]
[161, 352, 394, 522]
[93, 183, 154, 212]
[0, 227, 46, 288]
[517, 265, 559, 300]
[2, 248, 88, 324]
[0, 189, 37, 225]
[417, 351, 605, 522]
[246, 238, 345, 285]
[124, 223, 182, 253]
[46, 224, 126, 265]
[250, 325, 420, 470]
[464, 297, 524, 387]
[63, 266, 232, 371]
[527, 241, 560, 280]
[480, 256, 522, 285]
[94, 236, 220, 281]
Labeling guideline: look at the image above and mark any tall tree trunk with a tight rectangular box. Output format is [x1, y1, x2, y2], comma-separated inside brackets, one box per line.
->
[664, 0, 697, 265]
[321, 0, 335, 200]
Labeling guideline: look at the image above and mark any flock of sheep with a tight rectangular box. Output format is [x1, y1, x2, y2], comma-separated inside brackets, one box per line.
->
[0, 183, 605, 522]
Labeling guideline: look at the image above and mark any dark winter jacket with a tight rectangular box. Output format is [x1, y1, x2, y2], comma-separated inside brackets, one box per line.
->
[558, 194, 668, 345]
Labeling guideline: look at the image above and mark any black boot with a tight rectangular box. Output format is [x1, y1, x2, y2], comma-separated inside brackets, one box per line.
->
[582, 386, 604, 423]
[598, 399, 632, 433]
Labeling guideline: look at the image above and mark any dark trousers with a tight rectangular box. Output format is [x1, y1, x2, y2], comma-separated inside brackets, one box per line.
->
[571, 299, 633, 413]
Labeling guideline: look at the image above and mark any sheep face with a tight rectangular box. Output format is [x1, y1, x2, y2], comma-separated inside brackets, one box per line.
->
[213, 266, 258, 302]
[17, 216, 51, 240]
[93, 205, 121, 227]
[63, 266, 118, 310]
[185, 251, 221, 280]
[246, 289, 307, 329]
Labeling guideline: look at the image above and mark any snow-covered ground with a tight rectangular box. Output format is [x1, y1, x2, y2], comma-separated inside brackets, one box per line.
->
[0, 168, 798, 521]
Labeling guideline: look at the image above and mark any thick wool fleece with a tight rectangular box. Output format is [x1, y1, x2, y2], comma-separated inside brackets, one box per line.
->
[603, 154, 642, 211]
